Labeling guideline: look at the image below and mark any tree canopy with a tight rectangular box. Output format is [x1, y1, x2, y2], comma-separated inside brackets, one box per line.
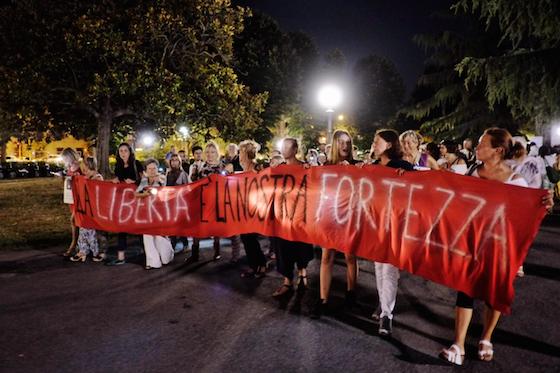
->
[0, 0, 266, 173]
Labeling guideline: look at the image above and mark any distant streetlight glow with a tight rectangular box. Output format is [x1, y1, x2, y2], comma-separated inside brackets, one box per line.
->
[179, 126, 189, 137]
[276, 139, 284, 150]
[142, 134, 155, 147]
[338, 114, 344, 121]
[318, 84, 343, 143]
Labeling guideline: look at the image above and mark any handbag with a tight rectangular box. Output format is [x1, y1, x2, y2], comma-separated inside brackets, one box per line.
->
[63, 176, 74, 204]
[545, 158, 560, 184]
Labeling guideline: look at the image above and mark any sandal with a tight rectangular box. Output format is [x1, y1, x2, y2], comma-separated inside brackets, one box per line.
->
[478, 340, 494, 361]
[440, 344, 465, 366]
[92, 253, 106, 262]
[272, 284, 293, 297]
[70, 253, 87, 262]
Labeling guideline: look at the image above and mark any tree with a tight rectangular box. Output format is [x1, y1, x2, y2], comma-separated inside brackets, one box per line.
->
[453, 0, 560, 124]
[400, 12, 526, 140]
[0, 0, 266, 175]
[352, 55, 405, 148]
[233, 11, 319, 146]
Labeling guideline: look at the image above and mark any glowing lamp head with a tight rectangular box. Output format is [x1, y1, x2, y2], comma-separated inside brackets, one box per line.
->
[142, 134, 155, 147]
[179, 126, 189, 137]
[318, 84, 343, 110]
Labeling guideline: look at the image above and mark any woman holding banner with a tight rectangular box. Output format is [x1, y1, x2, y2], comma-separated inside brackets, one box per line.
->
[271, 138, 314, 296]
[369, 129, 414, 336]
[61, 148, 83, 258]
[238, 140, 268, 278]
[166, 154, 189, 253]
[440, 127, 553, 365]
[107, 143, 144, 266]
[136, 159, 174, 269]
[310, 129, 361, 319]
[400, 130, 440, 171]
[186, 141, 233, 264]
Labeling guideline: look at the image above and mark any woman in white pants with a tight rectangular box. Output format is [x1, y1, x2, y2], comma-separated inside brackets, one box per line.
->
[136, 159, 174, 270]
[370, 129, 414, 336]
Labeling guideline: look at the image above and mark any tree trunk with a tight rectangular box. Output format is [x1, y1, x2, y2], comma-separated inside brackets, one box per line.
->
[97, 98, 113, 178]
[0, 142, 6, 162]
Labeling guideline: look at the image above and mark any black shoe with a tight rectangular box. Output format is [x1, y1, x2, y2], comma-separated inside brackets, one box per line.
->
[104, 259, 126, 266]
[310, 299, 327, 319]
[371, 305, 381, 322]
[184, 256, 199, 265]
[345, 290, 357, 308]
[378, 316, 392, 336]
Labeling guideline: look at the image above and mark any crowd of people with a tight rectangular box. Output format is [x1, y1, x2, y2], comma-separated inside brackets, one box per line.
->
[60, 127, 557, 366]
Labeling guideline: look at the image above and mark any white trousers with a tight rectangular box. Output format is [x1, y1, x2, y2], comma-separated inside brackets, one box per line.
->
[144, 235, 174, 268]
[375, 262, 400, 319]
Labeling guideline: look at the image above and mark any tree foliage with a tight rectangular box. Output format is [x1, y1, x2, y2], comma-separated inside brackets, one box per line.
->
[0, 0, 266, 174]
[401, 12, 526, 140]
[352, 55, 405, 147]
[234, 11, 319, 147]
[453, 0, 560, 120]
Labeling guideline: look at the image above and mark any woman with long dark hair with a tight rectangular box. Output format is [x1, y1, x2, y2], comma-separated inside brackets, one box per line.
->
[106, 143, 144, 266]
[369, 129, 414, 336]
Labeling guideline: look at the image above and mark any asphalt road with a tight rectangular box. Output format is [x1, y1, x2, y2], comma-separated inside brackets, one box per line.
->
[1, 216, 559, 373]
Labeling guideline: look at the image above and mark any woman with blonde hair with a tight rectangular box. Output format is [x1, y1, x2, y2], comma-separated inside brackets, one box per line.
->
[61, 148, 82, 258]
[310, 130, 361, 319]
[400, 130, 440, 170]
[186, 141, 241, 264]
[70, 157, 104, 262]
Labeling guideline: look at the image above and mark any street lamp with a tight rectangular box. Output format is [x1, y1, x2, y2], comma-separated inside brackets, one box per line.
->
[141, 133, 155, 147]
[179, 126, 189, 138]
[318, 84, 343, 143]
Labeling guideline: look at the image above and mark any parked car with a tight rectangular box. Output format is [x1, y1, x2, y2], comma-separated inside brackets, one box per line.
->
[37, 162, 52, 177]
[0, 162, 18, 179]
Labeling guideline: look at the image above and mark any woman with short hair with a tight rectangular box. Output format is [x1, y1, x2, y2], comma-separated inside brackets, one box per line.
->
[400, 130, 440, 170]
[136, 159, 174, 270]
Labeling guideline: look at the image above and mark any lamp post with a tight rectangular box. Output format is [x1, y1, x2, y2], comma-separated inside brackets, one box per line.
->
[318, 84, 343, 143]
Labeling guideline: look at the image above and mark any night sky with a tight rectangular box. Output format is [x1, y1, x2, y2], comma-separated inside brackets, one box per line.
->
[235, 0, 456, 93]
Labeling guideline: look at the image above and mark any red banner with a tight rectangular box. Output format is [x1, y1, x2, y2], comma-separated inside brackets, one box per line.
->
[72, 165, 547, 313]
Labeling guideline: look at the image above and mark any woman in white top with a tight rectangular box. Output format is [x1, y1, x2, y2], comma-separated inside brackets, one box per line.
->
[440, 128, 553, 366]
[136, 159, 174, 270]
[510, 139, 542, 189]
[439, 140, 468, 175]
